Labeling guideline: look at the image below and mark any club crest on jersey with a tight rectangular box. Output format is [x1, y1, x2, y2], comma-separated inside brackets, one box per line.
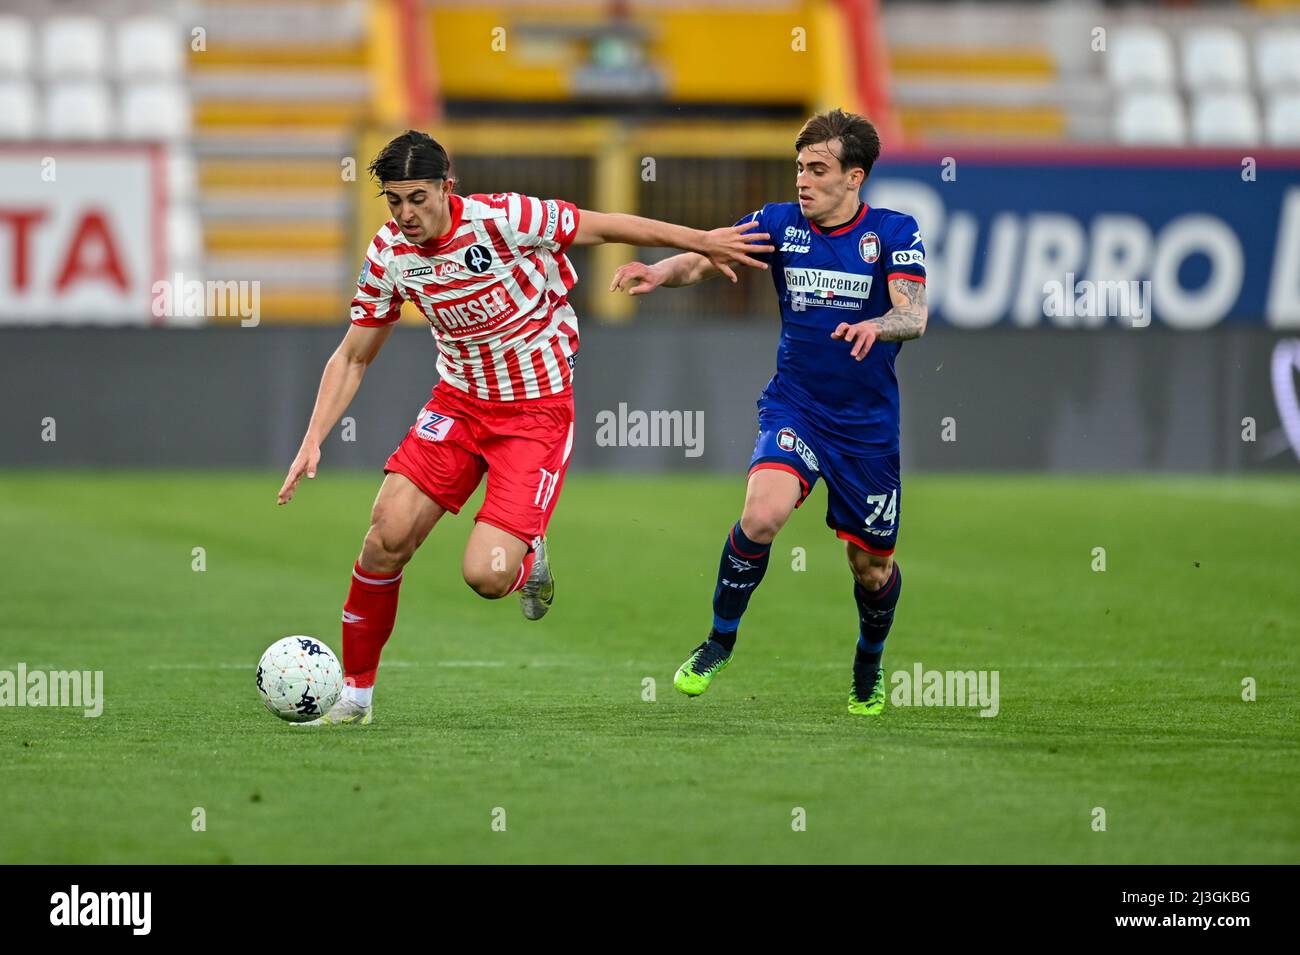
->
[414, 409, 455, 442]
[859, 232, 880, 264]
[776, 427, 819, 472]
[464, 244, 493, 274]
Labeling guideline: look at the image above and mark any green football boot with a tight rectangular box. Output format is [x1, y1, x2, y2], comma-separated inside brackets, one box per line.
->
[847, 662, 887, 716]
[673, 638, 733, 697]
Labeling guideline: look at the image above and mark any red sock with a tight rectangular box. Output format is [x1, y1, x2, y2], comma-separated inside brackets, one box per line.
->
[342, 562, 403, 688]
[506, 551, 536, 595]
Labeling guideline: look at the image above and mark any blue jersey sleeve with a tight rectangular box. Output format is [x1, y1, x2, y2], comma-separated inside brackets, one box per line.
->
[733, 206, 776, 267]
[883, 213, 926, 283]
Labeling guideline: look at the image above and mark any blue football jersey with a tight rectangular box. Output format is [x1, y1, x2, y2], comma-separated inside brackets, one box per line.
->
[737, 202, 926, 454]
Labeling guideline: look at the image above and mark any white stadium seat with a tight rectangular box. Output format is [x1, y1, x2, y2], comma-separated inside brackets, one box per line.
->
[41, 16, 108, 78]
[1265, 92, 1300, 145]
[1107, 26, 1177, 89]
[0, 15, 34, 76]
[44, 81, 114, 139]
[1191, 91, 1261, 145]
[1256, 30, 1300, 91]
[0, 80, 39, 139]
[167, 204, 204, 270]
[1115, 91, 1186, 145]
[120, 82, 191, 140]
[167, 148, 198, 202]
[115, 17, 183, 78]
[1182, 26, 1250, 91]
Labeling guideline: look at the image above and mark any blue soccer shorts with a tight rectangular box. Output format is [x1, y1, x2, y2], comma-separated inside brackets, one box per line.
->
[747, 396, 901, 556]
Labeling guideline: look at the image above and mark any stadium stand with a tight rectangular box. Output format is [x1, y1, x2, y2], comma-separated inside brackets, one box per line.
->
[4, 1, 1298, 324]
[885, 3, 1300, 146]
[187, 0, 370, 322]
[0, 2, 201, 284]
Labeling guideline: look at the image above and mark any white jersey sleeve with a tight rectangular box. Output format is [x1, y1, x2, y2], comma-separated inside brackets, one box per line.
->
[503, 194, 581, 254]
[349, 224, 405, 327]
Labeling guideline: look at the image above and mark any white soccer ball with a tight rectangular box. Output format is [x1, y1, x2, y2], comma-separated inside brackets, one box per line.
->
[256, 635, 343, 722]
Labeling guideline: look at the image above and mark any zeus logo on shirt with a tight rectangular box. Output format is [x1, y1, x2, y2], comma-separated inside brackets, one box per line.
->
[780, 226, 810, 253]
[435, 286, 514, 330]
[783, 268, 874, 310]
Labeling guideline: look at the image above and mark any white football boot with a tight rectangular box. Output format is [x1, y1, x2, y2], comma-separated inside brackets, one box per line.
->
[293, 696, 372, 727]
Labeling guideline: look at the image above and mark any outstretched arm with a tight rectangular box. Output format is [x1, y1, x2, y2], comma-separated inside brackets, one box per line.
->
[608, 251, 723, 296]
[575, 211, 772, 283]
[277, 322, 394, 504]
[831, 277, 928, 361]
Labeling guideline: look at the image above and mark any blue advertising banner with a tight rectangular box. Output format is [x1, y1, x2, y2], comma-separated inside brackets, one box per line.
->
[865, 149, 1300, 329]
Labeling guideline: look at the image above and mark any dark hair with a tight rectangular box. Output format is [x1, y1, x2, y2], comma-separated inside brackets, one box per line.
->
[367, 130, 451, 187]
[794, 109, 881, 178]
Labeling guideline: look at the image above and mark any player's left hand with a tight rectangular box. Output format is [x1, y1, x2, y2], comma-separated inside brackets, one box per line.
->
[831, 321, 879, 360]
[698, 221, 774, 283]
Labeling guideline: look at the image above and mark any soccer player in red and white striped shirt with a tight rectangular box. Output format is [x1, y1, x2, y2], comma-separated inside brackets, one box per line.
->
[276, 130, 772, 725]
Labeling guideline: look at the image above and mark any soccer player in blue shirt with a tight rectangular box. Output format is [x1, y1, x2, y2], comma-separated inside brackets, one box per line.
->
[610, 109, 927, 715]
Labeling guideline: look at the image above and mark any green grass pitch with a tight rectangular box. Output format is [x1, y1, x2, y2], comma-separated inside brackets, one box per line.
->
[1, 471, 1297, 864]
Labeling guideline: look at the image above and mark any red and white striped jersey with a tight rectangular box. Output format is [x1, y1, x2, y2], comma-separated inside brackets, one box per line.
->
[350, 192, 582, 401]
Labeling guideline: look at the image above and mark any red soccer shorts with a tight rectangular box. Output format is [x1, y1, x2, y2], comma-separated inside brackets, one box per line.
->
[384, 381, 575, 549]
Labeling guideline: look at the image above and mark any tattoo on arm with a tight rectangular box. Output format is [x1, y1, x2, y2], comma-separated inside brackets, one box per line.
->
[872, 278, 928, 341]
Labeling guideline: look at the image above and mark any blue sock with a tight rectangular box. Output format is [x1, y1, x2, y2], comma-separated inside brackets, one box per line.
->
[710, 521, 771, 651]
[854, 562, 902, 678]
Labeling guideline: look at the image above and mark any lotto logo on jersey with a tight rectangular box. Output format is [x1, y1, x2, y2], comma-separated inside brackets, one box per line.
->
[776, 427, 819, 472]
[859, 232, 880, 264]
[891, 250, 925, 267]
[414, 410, 455, 442]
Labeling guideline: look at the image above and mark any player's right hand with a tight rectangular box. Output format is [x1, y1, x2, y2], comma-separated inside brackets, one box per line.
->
[277, 441, 321, 505]
[609, 261, 665, 296]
